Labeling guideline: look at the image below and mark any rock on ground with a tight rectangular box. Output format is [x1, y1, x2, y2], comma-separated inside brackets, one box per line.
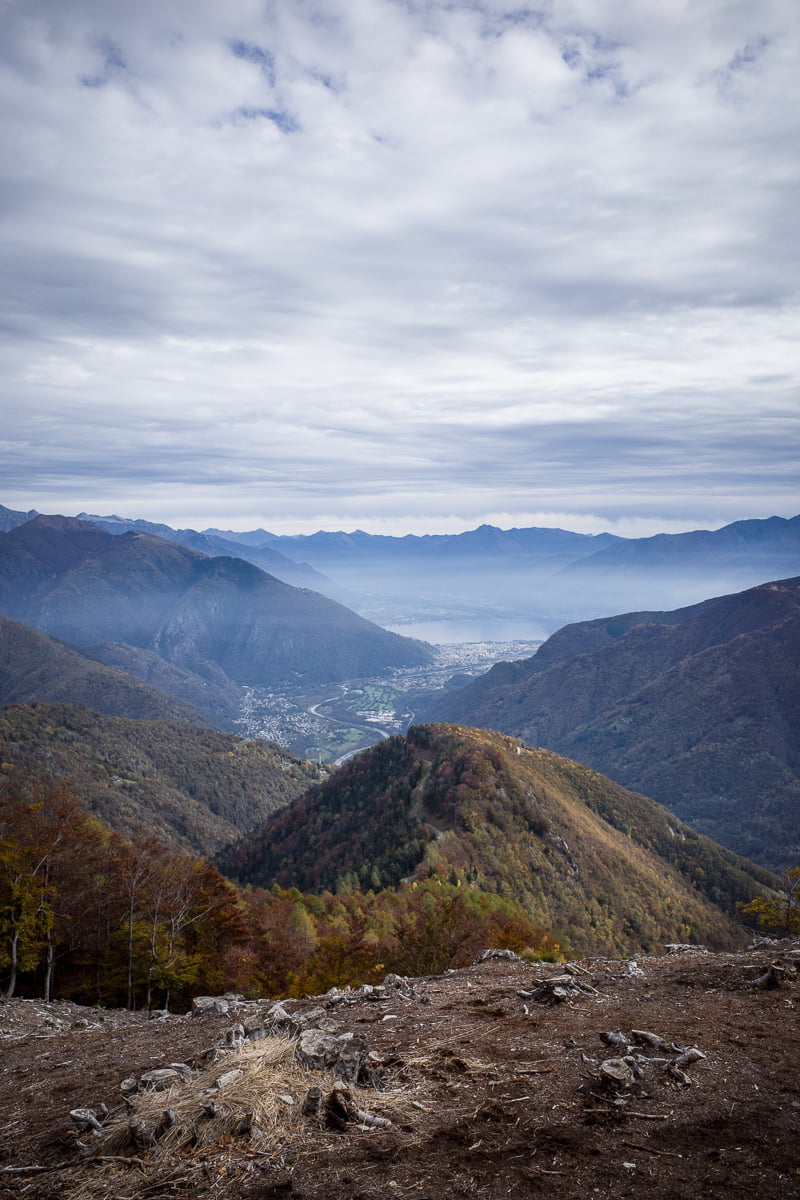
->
[0, 945, 798, 1199]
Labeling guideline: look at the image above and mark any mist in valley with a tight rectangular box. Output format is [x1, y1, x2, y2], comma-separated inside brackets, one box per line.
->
[262, 550, 800, 645]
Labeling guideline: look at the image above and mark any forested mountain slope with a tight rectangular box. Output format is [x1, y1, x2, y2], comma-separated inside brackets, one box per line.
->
[219, 723, 775, 958]
[0, 616, 214, 726]
[428, 579, 800, 871]
[0, 702, 323, 854]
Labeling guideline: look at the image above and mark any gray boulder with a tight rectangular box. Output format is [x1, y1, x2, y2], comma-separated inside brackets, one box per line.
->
[297, 1029, 369, 1084]
[192, 996, 230, 1016]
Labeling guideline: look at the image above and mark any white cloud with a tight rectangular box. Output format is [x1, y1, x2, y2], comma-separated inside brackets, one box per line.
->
[0, 0, 798, 534]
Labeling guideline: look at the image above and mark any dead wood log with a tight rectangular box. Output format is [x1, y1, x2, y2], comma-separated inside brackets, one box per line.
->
[355, 1108, 391, 1128]
[322, 1087, 389, 1130]
[753, 962, 787, 990]
[69, 1107, 104, 1135]
[631, 1030, 669, 1050]
[673, 1047, 706, 1069]
[520, 976, 586, 1003]
[601, 1031, 633, 1053]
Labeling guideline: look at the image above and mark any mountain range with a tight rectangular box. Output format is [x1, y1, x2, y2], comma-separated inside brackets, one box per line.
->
[4, 502, 799, 632]
[428, 577, 800, 872]
[0, 515, 433, 725]
[75, 511, 339, 596]
[248, 515, 800, 625]
[1, 504, 335, 594]
[1, 499, 795, 914]
[218, 722, 776, 957]
[556, 514, 800, 615]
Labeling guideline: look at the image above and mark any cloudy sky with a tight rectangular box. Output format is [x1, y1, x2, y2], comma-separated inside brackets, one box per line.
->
[1, 0, 798, 537]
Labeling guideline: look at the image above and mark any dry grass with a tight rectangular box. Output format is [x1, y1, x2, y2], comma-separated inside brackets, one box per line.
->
[48, 1036, 423, 1199]
[94, 1033, 414, 1158]
[99, 1035, 324, 1157]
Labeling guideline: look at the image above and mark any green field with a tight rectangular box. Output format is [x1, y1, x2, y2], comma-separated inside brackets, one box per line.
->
[344, 684, 402, 714]
[295, 725, 381, 764]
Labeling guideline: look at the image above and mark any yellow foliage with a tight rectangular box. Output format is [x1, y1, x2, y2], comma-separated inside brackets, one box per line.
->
[740, 867, 800, 935]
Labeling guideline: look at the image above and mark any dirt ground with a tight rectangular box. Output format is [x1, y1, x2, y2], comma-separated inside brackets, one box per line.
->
[0, 943, 798, 1200]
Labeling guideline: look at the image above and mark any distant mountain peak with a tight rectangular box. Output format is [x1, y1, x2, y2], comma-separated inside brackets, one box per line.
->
[0, 514, 434, 711]
[0, 503, 39, 532]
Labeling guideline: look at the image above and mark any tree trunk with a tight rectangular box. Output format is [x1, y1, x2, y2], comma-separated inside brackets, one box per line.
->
[43, 932, 54, 1002]
[5, 929, 18, 999]
[126, 894, 135, 1010]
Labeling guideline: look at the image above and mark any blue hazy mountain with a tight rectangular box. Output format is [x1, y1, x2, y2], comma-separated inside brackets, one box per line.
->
[0, 515, 433, 699]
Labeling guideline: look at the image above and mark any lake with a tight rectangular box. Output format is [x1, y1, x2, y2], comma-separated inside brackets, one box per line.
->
[383, 617, 552, 644]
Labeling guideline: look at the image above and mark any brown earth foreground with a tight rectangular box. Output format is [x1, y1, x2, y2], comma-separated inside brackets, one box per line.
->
[1, 944, 798, 1200]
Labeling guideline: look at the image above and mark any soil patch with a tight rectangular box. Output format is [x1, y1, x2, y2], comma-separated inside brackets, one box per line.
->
[1, 944, 798, 1199]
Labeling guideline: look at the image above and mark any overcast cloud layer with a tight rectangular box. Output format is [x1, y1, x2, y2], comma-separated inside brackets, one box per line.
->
[1, 0, 798, 536]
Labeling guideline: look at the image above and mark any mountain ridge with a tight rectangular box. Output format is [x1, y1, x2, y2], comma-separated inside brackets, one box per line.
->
[0, 701, 323, 854]
[75, 511, 338, 596]
[218, 722, 775, 958]
[427, 577, 800, 870]
[0, 516, 433, 713]
[0, 502, 39, 532]
[0, 615, 218, 726]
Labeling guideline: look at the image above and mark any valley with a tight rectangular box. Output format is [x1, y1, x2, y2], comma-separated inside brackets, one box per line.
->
[234, 638, 542, 762]
[1, 502, 797, 1019]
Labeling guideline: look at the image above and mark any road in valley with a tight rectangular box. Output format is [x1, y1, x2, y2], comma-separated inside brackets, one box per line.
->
[306, 690, 392, 764]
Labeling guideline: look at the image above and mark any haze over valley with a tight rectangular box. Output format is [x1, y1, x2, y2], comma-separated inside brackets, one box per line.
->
[1, 6, 799, 1194]
[1, 501, 798, 871]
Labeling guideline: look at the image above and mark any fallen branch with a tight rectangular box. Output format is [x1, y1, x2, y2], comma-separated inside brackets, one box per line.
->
[355, 1109, 392, 1128]
[622, 1141, 683, 1158]
[87, 1155, 147, 1168]
[0, 1165, 65, 1175]
[583, 1108, 672, 1119]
